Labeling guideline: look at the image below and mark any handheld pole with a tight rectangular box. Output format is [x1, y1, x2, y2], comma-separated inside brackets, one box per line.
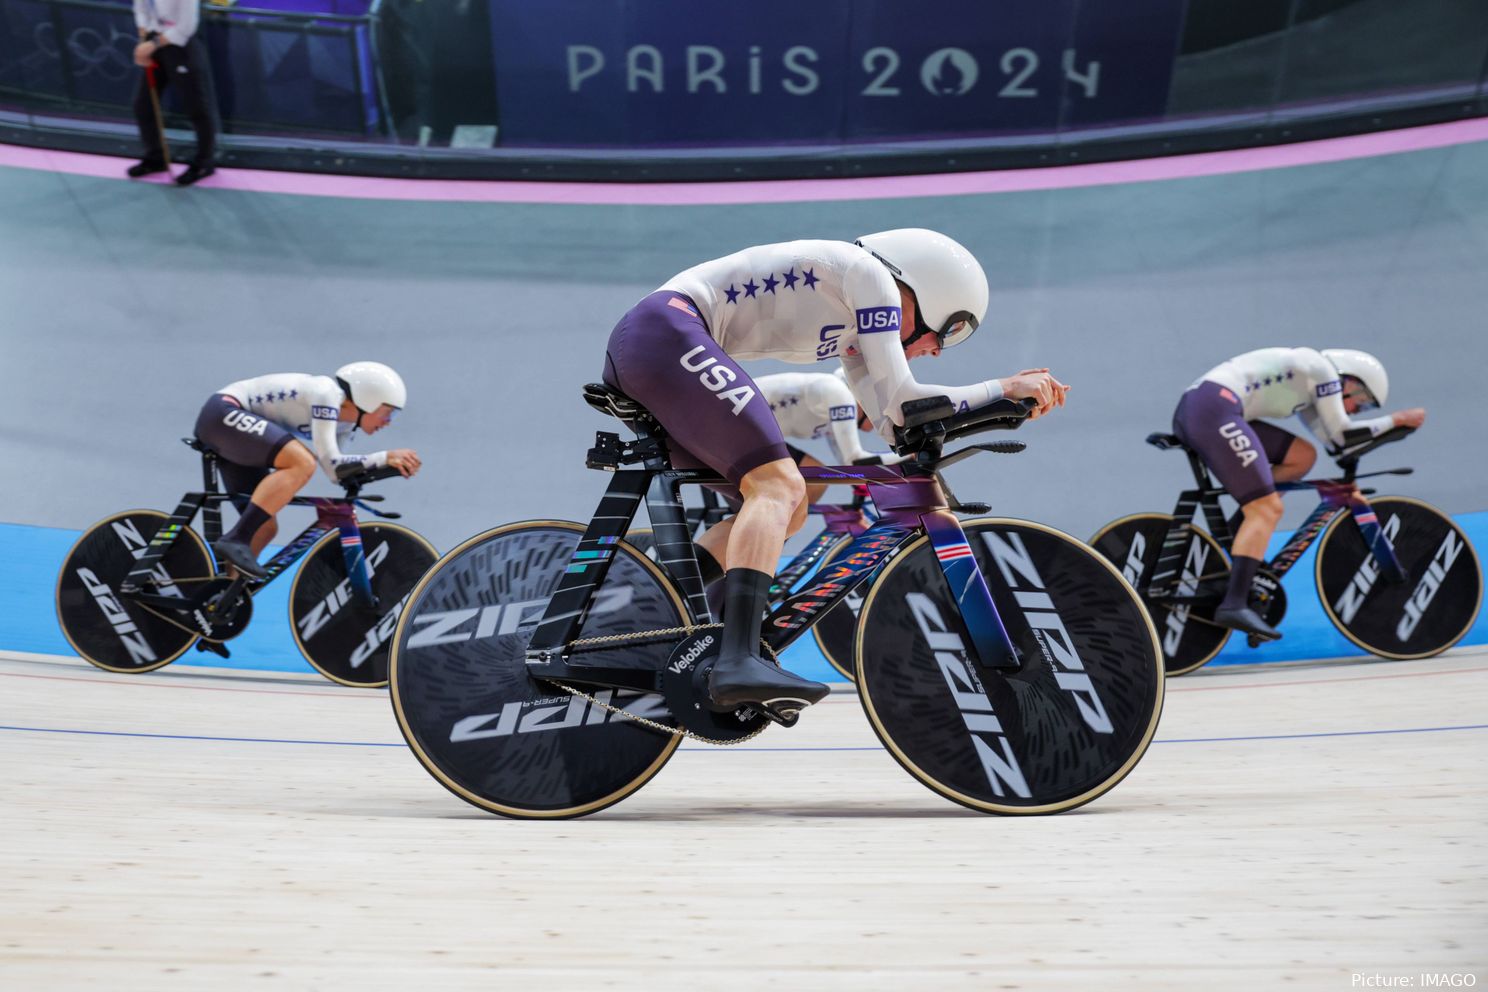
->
[145, 61, 172, 171]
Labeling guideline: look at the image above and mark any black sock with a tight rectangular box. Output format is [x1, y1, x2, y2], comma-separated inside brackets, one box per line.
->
[1222, 555, 1262, 611]
[720, 567, 772, 661]
[224, 502, 270, 546]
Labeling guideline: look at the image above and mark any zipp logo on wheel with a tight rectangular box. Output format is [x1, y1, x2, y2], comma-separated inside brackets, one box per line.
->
[906, 591, 1032, 799]
[1397, 529, 1464, 641]
[1165, 536, 1209, 655]
[1334, 514, 1402, 624]
[77, 567, 157, 666]
[406, 586, 634, 648]
[450, 690, 670, 742]
[980, 531, 1115, 734]
[296, 540, 391, 641]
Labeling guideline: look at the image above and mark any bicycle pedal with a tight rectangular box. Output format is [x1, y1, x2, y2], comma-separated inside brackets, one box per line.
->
[195, 640, 231, 660]
[756, 705, 800, 729]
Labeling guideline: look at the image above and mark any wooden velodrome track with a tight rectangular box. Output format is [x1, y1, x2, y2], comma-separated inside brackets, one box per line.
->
[1, 648, 1483, 990]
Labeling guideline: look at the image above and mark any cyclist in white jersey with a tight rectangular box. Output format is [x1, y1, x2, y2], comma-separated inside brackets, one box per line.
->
[192, 362, 421, 578]
[1172, 346, 1425, 639]
[601, 229, 1068, 715]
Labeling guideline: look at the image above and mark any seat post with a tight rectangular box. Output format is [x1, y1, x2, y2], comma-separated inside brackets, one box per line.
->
[201, 450, 223, 542]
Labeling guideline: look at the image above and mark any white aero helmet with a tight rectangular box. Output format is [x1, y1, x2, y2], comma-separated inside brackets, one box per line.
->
[854, 228, 989, 348]
[1321, 349, 1388, 409]
[335, 361, 407, 414]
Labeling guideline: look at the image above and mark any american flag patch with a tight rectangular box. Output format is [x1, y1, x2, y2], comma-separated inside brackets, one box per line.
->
[936, 543, 974, 562]
[1353, 511, 1377, 527]
[667, 297, 699, 317]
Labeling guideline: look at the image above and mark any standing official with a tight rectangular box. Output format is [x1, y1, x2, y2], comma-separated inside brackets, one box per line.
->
[129, 0, 217, 186]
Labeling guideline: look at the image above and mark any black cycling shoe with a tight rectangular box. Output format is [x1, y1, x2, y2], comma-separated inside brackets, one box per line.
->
[1212, 605, 1282, 642]
[708, 652, 830, 713]
[127, 160, 168, 178]
[212, 538, 267, 579]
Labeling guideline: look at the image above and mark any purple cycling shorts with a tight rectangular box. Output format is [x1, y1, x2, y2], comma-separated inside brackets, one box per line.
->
[602, 291, 790, 484]
[194, 394, 298, 506]
[1172, 380, 1299, 505]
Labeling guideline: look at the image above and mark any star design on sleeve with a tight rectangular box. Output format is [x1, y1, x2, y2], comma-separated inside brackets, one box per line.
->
[782, 268, 798, 290]
[1285, 371, 1295, 380]
[724, 284, 740, 304]
[743, 278, 759, 299]
[278, 390, 288, 400]
[289, 389, 298, 398]
[802, 268, 819, 290]
[762, 273, 779, 294]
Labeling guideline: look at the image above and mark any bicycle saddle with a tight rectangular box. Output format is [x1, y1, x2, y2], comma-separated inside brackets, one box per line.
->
[182, 436, 218, 459]
[1145, 432, 1188, 451]
[582, 383, 663, 431]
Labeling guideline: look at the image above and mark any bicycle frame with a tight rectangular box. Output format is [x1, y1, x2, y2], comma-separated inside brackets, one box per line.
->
[1147, 449, 1407, 604]
[524, 462, 1020, 696]
[119, 451, 383, 617]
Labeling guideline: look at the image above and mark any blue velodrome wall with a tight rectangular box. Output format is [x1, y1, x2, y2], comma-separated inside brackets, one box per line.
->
[8, 515, 1486, 681]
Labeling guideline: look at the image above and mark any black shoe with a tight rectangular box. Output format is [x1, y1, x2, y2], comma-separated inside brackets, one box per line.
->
[212, 538, 267, 579]
[1213, 605, 1281, 642]
[175, 161, 216, 186]
[708, 653, 830, 714]
[127, 160, 168, 178]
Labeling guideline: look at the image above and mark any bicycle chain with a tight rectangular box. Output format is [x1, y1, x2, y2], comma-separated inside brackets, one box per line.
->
[547, 622, 777, 747]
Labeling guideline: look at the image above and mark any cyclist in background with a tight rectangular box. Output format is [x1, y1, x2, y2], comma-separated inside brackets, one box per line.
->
[1172, 347, 1425, 641]
[602, 229, 1068, 716]
[193, 362, 421, 578]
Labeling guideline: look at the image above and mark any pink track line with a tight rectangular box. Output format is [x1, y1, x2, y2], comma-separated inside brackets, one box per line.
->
[4, 117, 1488, 206]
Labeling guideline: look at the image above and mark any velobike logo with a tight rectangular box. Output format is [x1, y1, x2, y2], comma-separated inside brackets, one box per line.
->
[668, 634, 714, 674]
[296, 540, 391, 641]
[904, 592, 1030, 798]
[406, 586, 634, 648]
[349, 590, 411, 670]
[1396, 529, 1464, 641]
[76, 568, 157, 666]
[449, 690, 670, 742]
[980, 531, 1115, 734]
[1334, 514, 1402, 624]
[1166, 535, 1208, 655]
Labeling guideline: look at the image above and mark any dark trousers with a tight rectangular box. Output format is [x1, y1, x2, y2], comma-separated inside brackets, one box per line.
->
[133, 36, 216, 166]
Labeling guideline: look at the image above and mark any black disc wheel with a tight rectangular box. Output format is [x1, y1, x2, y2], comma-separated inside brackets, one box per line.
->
[1090, 513, 1232, 676]
[1316, 497, 1481, 660]
[389, 520, 689, 819]
[55, 511, 214, 673]
[856, 519, 1164, 815]
[809, 535, 865, 682]
[289, 522, 438, 688]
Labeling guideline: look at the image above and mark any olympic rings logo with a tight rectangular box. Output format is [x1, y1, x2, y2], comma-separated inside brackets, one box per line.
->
[31, 20, 137, 82]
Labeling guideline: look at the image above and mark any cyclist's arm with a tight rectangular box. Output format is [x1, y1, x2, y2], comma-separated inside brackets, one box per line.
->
[842, 256, 1002, 433]
[1305, 365, 1395, 453]
[818, 371, 905, 465]
[308, 402, 387, 481]
[158, 1, 199, 45]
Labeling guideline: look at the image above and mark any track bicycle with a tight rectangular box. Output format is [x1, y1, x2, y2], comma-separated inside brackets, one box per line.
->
[1090, 426, 1481, 675]
[56, 437, 437, 687]
[388, 384, 1164, 819]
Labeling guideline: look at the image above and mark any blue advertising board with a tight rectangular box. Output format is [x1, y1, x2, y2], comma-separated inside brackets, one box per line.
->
[487, 0, 1187, 147]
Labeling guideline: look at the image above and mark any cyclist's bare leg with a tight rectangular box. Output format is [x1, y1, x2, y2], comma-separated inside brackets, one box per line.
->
[726, 458, 808, 573]
[797, 452, 828, 505]
[215, 441, 314, 577]
[710, 458, 827, 713]
[1217, 491, 1284, 640]
[1271, 436, 1316, 485]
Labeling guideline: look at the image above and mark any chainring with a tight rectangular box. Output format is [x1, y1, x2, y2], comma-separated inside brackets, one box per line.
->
[657, 630, 771, 743]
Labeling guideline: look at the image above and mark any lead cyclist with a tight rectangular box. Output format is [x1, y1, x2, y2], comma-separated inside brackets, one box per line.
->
[192, 361, 422, 578]
[601, 229, 1069, 718]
